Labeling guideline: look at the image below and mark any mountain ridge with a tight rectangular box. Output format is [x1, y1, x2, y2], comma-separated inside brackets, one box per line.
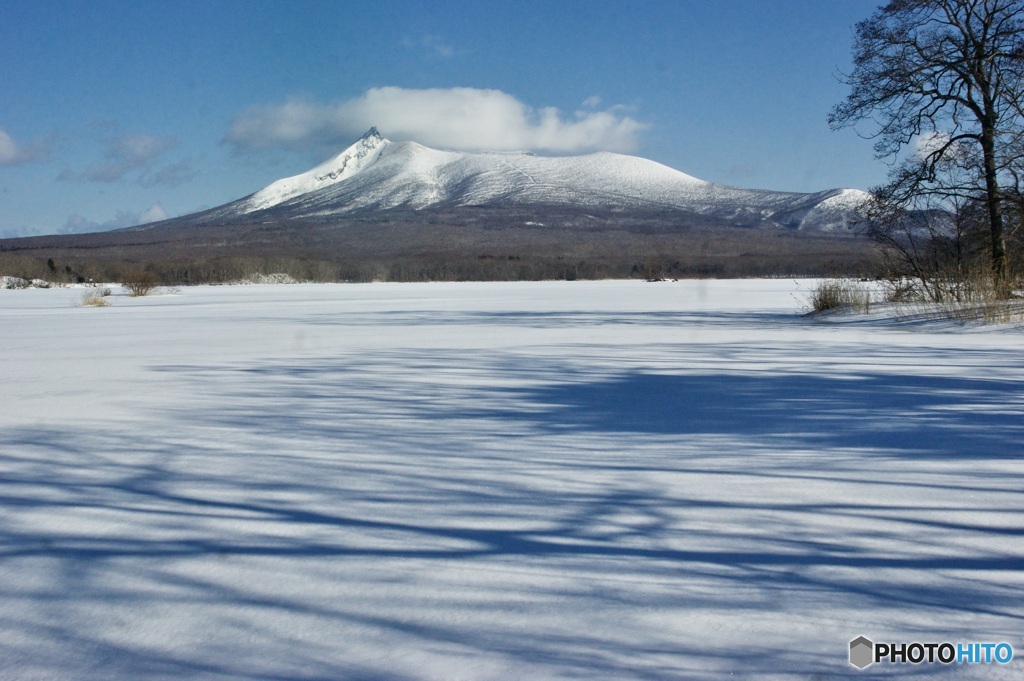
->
[170, 128, 868, 233]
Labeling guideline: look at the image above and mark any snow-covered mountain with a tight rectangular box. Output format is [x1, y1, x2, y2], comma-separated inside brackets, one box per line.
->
[200, 128, 868, 232]
[1, 128, 879, 281]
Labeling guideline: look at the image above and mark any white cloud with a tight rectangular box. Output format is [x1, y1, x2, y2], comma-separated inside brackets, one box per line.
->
[913, 130, 977, 167]
[0, 128, 49, 166]
[138, 202, 168, 224]
[60, 202, 169, 234]
[225, 99, 334, 151]
[0, 130, 21, 164]
[914, 131, 951, 159]
[225, 87, 648, 155]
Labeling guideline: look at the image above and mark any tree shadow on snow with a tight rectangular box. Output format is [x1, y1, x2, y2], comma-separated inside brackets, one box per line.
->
[494, 369, 1024, 459]
[2, 345, 1023, 680]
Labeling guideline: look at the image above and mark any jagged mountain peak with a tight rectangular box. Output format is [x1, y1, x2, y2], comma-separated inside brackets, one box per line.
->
[243, 127, 390, 212]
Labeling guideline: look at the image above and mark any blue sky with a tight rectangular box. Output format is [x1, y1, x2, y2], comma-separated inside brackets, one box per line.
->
[0, 0, 887, 237]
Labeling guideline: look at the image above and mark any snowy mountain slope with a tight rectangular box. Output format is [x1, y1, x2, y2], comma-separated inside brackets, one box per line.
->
[207, 129, 868, 232]
[245, 128, 390, 211]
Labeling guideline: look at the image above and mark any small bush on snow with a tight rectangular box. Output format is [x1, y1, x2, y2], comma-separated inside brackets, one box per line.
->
[80, 289, 111, 307]
[805, 278, 872, 314]
[121, 270, 159, 297]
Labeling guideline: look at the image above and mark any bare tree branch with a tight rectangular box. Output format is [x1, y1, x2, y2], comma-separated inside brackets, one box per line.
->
[831, 0, 1024, 283]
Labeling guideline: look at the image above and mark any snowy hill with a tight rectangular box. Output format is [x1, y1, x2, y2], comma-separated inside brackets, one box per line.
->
[201, 128, 868, 232]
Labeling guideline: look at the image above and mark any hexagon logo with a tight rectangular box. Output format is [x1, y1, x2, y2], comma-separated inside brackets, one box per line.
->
[849, 636, 874, 669]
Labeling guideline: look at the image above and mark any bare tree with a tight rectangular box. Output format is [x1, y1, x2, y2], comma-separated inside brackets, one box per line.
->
[830, 0, 1024, 287]
[121, 270, 159, 297]
[859, 139, 995, 300]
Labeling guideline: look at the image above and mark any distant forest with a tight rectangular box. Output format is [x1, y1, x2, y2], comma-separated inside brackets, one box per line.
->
[0, 208, 880, 285]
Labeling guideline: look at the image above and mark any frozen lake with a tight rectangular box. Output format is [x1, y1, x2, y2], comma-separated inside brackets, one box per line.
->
[1, 279, 1022, 679]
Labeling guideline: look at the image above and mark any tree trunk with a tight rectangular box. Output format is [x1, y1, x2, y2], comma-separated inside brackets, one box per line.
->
[980, 123, 1008, 285]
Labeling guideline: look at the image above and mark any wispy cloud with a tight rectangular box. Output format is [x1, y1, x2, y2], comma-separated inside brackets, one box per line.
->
[0, 128, 50, 166]
[225, 87, 649, 155]
[60, 131, 186, 184]
[81, 132, 174, 182]
[402, 34, 457, 58]
[142, 157, 198, 187]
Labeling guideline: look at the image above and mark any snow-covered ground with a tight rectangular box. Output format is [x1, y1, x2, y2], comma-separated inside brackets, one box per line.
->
[1, 279, 1021, 680]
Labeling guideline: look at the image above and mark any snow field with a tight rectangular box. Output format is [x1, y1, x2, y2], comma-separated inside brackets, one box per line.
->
[0, 279, 1021, 680]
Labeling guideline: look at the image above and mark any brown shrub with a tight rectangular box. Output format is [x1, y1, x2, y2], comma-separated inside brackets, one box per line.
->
[122, 270, 159, 297]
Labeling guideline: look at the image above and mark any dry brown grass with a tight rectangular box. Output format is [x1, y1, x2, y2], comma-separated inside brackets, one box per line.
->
[805, 278, 873, 315]
[79, 289, 111, 307]
[882, 271, 1024, 324]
